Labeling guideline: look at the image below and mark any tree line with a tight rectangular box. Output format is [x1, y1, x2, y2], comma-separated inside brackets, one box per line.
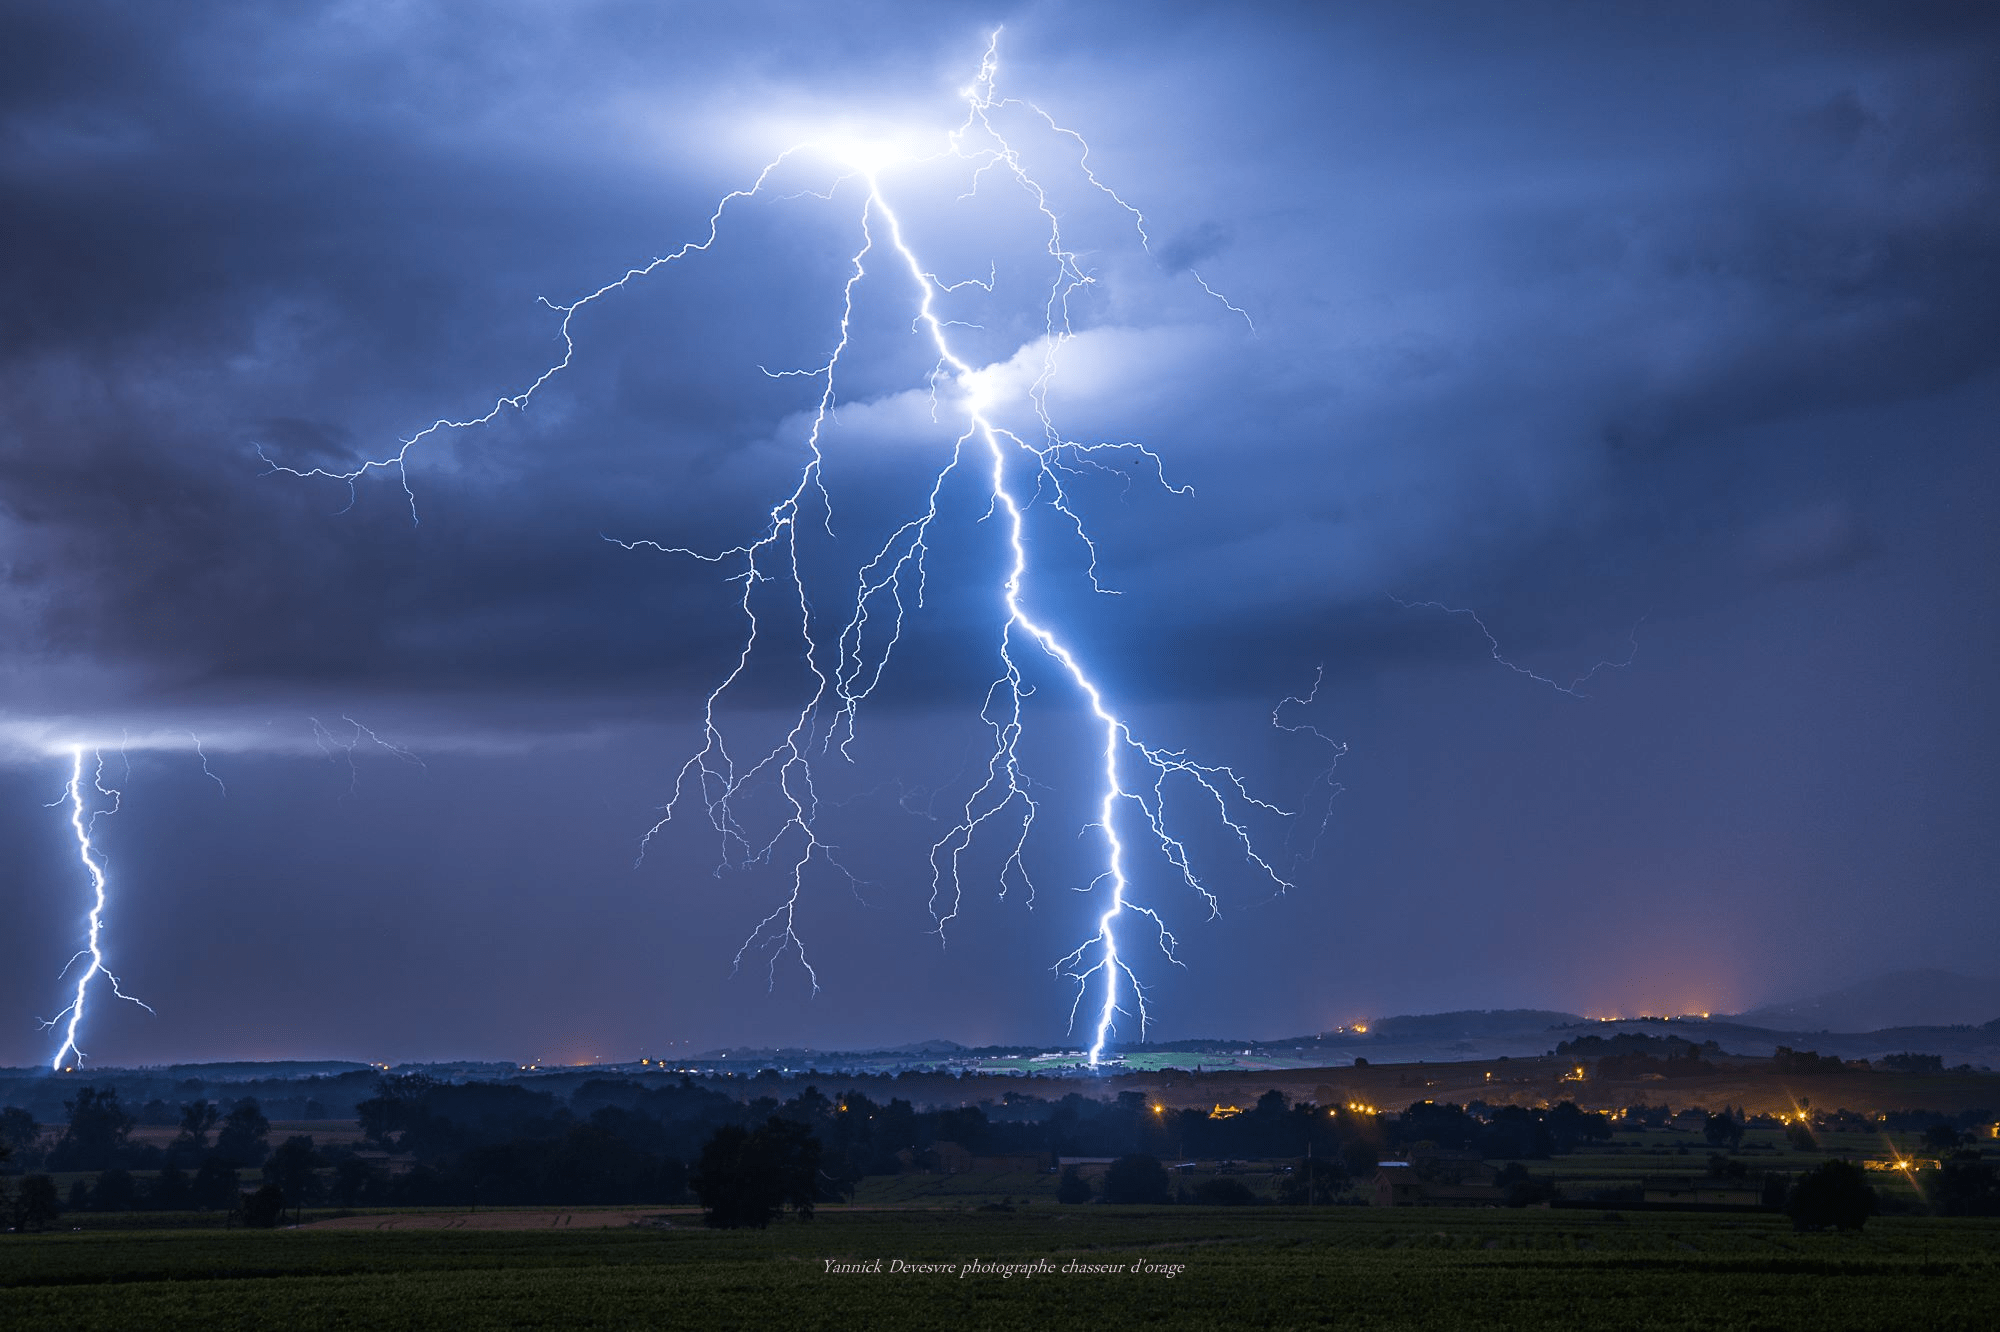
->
[6, 1077, 1996, 1231]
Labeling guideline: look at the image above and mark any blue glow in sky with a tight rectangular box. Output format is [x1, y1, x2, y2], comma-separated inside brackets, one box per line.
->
[1, 1, 1997, 1065]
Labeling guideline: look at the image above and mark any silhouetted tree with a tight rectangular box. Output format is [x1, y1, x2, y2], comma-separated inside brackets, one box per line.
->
[1702, 1111, 1744, 1151]
[1057, 1165, 1093, 1204]
[214, 1099, 270, 1168]
[1245, 1090, 1291, 1156]
[149, 1164, 192, 1211]
[15, 1175, 59, 1231]
[241, 1182, 286, 1228]
[1922, 1123, 1962, 1152]
[192, 1156, 242, 1211]
[1196, 1176, 1259, 1205]
[356, 1074, 440, 1149]
[550, 1122, 651, 1204]
[933, 1105, 991, 1153]
[329, 1157, 384, 1207]
[691, 1118, 822, 1229]
[91, 1168, 137, 1211]
[2, 1106, 40, 1165]
[1787, 1159, 1875, 1232]
[1928, 1156, 2000, 1217]
[1398, 1101, 1478, 1152]
[49, 1087, 133, 1171]
[264, 1136, 323, 1219]
[1496, 1162, 1559, 1208]
[780, 1085, 834, 1123]
[1279, 1156, 1348, 1205]
[1547, 1101, 1612, 1153]
[1101, 1154, 1170, 1205]
[168, 1102, 219, 1166]
[1481, 1105, 1554, 1160]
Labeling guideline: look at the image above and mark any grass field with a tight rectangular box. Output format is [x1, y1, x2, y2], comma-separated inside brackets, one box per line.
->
[5, 1205, 1997, 1331]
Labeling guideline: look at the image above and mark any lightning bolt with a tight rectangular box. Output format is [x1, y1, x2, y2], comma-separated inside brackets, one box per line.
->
[310, 715, 427, 796]
[1391, 595, 1643, 698]
[1271, 666, 1349, 869]
[39, 747, 153, 1071]
[191, 732, 228, 796]
[264, 32, 1300, 1065]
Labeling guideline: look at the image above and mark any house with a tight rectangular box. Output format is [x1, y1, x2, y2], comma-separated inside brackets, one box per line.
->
[1374, 1163, 1423, 1206]
[1056, 1156, 1118, 1177]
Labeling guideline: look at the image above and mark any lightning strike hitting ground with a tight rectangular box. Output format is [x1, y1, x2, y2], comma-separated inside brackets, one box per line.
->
[265, 33, 1307, 1064]
[40, 747, 153, 1071]
[23, 726, 397, 1061]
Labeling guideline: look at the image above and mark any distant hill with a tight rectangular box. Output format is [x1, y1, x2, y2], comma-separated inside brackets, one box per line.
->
[153, 1060, 376, 1080]
[1366, 1009, 1585, 1041]
[1737, 969, 2000, 1032]
[889, 1040, 969, 1056]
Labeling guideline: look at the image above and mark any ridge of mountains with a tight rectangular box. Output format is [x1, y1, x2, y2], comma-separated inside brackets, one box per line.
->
[694, 970, 2000, 1066]
[1736, 968, 2000, 1033]
[8, 971, 1993, 1079]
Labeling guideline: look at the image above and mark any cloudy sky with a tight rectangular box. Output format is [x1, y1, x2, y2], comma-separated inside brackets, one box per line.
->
[3, 1, 1996, 1067]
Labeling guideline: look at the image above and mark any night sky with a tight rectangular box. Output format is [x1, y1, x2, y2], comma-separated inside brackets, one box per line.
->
[4, 2, 1996, 1068]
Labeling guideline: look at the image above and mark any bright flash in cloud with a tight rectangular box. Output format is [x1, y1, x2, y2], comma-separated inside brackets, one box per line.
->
[263, 30, 1311, 1065]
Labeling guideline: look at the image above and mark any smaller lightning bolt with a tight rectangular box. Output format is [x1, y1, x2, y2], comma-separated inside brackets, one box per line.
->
[255, 153, 815, 523]
[1190, 270, 1256, 334]
[1271, 666, 1348, 869]
[39, 748, 152, 1072]
[310, 715, 427, 796]
[1391, 595, 1643, 697]
[191, 733, 228, 796]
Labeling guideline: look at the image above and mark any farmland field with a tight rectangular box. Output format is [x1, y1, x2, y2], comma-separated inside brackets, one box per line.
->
[5, 1205, 1997, 1330]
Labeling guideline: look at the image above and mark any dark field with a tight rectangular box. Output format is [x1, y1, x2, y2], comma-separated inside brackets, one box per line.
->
[5, 1206, 1997, 1331]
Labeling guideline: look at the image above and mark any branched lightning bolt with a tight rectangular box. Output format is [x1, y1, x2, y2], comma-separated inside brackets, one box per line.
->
[1391, 595, 1643, 698]
[38, 748, 153, 1071]
[1272, 666, 1348, 868]
[311, 715, 427, 796]
[267, 32, 1292, 1065]
[256, 152, 819, 522]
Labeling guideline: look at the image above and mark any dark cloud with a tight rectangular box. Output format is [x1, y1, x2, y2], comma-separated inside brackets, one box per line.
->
[2, 2, 1997, 1063]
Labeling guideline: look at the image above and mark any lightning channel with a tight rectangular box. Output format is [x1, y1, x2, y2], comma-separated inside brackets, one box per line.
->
[311, 715, 427, 797]
[39, 747, 153, 1071]
[267, 31, 1299, 1065]
[1271, 666, 1348, 869]
[1391, 595, 1643, 698]
[191, 732, 228, 796]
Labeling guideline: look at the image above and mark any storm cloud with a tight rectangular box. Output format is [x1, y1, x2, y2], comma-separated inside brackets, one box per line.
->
[3, 1, 1996, 1065]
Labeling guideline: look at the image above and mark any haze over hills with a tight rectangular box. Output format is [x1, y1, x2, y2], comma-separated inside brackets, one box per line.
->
[1735, 969, 2000, 1033]
[670, 973, 2000, 1069]
[8, 973, 1995, 1082]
